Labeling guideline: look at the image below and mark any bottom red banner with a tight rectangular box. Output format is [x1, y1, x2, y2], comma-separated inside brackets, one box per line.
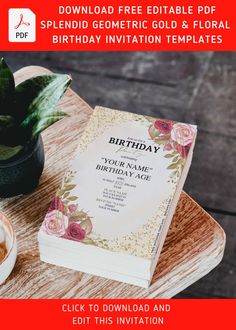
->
[0, 299, 234, 329]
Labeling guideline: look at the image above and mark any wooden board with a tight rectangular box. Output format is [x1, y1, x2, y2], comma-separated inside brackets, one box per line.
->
[0, 66, 226, 298]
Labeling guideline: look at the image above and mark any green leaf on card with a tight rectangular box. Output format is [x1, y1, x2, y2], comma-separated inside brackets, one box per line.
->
[67, 196, 78, 201]
[167, 163, 178, 170]
[173, 155, 179, 162]
[65, 184, 76, 191]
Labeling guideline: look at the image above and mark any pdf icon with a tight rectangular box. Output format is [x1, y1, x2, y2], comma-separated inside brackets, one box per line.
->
[8, 8, 36, 42]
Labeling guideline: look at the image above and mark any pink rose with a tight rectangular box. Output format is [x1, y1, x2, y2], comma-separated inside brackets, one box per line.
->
[171, 123, 196, 146]
[176, 143, 191, 159]
[68, 204, 77, 214]
[48, 196, 65, 213]
[64, 223, 86, 242]
[42, 210, 68, 237]
[154, 119, 174, 135]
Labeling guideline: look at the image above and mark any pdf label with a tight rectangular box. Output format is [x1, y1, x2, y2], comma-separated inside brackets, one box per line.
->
[8, 8, 36, 42]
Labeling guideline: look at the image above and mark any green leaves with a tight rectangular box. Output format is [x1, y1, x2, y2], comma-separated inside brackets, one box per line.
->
[14, 75, 59, 122]
[65, 184, 76, 191]
[80, 218, 93, 235]
[0, 58, 15, 114]
[164, 154, 174, 158]
[31, 110, 68, 138]
[0, 58, 72, 161]
[148, 124, 160, 139]
[67, 196, 78, 201]
[0, 144, 23, 161]
[167, 159, 183, 170]
[167, 163, 178, 170]
[154, 136, 169, 144]
[19, 74, 71, 141]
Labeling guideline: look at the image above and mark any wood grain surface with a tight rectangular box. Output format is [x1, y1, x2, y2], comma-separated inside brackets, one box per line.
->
[0, 66, 225, 298]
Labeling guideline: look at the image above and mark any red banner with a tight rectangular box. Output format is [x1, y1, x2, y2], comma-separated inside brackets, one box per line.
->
[0, 299, 234, 329]
[0, 0, 235, 50]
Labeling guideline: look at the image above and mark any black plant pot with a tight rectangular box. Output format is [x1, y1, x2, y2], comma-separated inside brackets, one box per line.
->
[0, 136, 45, 198]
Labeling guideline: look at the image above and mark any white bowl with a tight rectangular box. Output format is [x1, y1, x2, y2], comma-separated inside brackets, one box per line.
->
[0, 212, 17, 285]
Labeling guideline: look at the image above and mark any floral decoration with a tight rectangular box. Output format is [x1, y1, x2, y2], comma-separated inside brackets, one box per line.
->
[48, 196, 65, 213]
[154, 119, 174, 135]
[42, 171, 94, 244]
[42, 210, 68, 237]
[148, 118, 196, 182]
[64, 223, 86, 242]
[171, 123, 196, 146]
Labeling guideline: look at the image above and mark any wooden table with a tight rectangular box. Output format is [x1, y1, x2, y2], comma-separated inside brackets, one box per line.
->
[0, 66, 226, 298]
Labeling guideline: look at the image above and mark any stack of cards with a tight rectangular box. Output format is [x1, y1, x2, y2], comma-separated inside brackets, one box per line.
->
[38, 106, 197, 288]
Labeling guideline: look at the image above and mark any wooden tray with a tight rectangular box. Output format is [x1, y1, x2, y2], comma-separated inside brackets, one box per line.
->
[0, 66, 226, 298]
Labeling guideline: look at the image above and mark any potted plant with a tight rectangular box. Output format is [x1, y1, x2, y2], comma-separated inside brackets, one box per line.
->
[0, 58, 72, 197]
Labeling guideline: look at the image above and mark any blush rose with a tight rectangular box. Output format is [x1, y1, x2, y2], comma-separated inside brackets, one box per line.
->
[42, 210, 68, 237]
[171, 123, 196, 146]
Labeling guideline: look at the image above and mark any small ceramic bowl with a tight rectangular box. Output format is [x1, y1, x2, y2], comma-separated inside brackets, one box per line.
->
[0, 212, 17, 285]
